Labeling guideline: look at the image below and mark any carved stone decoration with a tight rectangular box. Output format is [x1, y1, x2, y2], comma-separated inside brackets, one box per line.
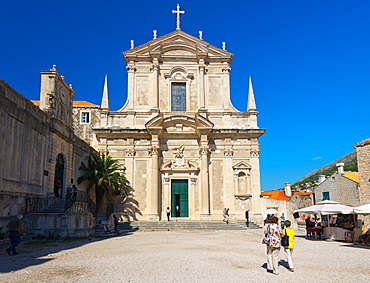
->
[223, 146, 234, 157]
[172, 144, 185, 166]
[250, 148, 260, 157]
[234, 194, 252, 201]
[125, 148, 135, 157]
[199, 145, 209, 155]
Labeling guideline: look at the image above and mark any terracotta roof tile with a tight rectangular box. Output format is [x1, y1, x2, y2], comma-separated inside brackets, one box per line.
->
[31, 100, 99, 107]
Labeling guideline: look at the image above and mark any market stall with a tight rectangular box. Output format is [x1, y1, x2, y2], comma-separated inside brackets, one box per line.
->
[293, 200, 359, 241]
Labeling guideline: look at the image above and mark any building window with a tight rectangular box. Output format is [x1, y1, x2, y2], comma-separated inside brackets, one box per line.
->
[171, 82, 186, 111]
[322, 192, 330, 201]
[81, 112, 90, 124]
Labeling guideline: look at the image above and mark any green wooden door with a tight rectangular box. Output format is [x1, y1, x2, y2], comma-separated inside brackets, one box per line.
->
[171, 179, 188, 217]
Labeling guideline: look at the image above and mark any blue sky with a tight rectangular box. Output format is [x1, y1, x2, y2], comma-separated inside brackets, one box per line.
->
[1, 1, 370, 190]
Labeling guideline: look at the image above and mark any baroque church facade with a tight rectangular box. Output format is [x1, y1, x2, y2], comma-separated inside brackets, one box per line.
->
[75, 18, 266, 222]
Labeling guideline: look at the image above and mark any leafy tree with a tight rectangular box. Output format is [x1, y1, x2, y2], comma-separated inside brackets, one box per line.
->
[77, 153, 130, 213]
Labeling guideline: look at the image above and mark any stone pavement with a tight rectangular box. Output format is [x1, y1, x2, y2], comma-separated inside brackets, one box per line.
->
[0, 229, 369, 283]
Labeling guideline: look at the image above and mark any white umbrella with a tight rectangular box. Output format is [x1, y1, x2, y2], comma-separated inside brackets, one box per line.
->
[293, 202, 351, 215]
[342, 203, 370, 215]
[264, 208, 279, 214]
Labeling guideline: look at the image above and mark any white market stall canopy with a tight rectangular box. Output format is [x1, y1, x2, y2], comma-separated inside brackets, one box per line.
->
[342, 203, 370, 215]
[293, 200, 353, 215]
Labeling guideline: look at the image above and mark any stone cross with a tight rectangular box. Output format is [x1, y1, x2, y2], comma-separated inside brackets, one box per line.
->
[130, 40, 134, 49]
[172, 4, 185, 31]
[153, 30, 157, 39]
[222, 42, 226, 50]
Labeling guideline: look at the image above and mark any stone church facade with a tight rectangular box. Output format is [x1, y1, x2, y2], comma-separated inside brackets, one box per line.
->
[79, 29, 266, 222]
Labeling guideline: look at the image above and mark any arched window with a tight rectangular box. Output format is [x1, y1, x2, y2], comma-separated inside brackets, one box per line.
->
[54, 154, 64, 198]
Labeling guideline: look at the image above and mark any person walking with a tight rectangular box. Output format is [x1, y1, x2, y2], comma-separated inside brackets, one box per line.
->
[280, 213, 285, 229]
[264, 216, 282, 275]
[166, 207, 171, 221]
[113, 215, 119, 234]
[282, 220, 295, 272]
[5, 214, 26, 256]
[245, 210, 250, 227]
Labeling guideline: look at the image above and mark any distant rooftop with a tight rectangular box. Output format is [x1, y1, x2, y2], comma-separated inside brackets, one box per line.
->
[31, 100, 99, 107]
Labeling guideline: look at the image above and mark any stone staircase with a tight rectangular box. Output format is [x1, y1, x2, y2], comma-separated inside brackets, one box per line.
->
[116, 220, 261, 232]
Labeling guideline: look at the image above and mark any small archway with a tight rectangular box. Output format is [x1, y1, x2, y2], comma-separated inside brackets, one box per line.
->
[54, 154, 64, 198]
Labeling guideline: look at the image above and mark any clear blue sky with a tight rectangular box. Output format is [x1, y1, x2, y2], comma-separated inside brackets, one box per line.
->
[1, 1, 370, 190]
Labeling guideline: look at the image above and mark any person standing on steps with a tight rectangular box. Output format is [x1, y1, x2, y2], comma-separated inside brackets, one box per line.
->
[6, 214, 25, 256]
[166, 207, 171, 221]
[175, 205, 180, 218]
[225, 208, 230, 224]
[113, 215, 119, 234]
[245, 210, 250, 227]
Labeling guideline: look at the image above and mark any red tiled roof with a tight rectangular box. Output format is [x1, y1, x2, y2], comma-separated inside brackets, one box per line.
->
[31, 100, 99, 107]
[261, 190, 291, 201]
[261, 190, 314, 201]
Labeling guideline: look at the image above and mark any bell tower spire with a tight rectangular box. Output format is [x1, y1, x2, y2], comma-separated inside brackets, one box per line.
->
[247, 76, 256, 111]
[101, 75, 110, 111]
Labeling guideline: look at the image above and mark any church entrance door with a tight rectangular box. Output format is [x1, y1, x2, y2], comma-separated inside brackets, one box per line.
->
[171, 179, 188, 217]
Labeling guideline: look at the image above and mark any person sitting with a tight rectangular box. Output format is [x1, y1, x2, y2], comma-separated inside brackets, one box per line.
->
[100, 217, 109, 233]
[354, 228, 370, 246]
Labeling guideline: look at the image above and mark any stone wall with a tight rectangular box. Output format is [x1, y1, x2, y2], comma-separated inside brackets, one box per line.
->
[0, 78, 95, 232]
[24, 212, 95, 238]
[354, 139, 370, 228]
[314, 173, 361, 206]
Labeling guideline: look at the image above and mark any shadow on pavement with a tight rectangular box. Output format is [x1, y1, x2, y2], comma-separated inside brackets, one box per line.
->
[0, 231, 135, 273]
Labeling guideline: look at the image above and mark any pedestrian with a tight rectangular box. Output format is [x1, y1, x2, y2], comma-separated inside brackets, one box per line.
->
[175, 205, 180, 217]
[245, 210, 250, 227]
[71, 185, 77, 202]
[166, 207, 171, 221]
[5, 214, 26, 256]
[113, 215, 119, 234]
[66, 185, 72, 201]
[223, 208, 227, 222]
[225, 208, 230, 224]
[282, 220, 295, 272]
[55, 180, 62, 198]
[101, 217, 109, 233]
[280, 213, 285, 229]
[264, 216, 282, 275]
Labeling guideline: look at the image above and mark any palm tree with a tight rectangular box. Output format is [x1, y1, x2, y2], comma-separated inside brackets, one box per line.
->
[77, 153, 130, 213]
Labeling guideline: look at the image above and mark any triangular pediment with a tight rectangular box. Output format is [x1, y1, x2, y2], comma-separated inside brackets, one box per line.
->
[124, 30, 233, 62]
[232, 161, 252, 170]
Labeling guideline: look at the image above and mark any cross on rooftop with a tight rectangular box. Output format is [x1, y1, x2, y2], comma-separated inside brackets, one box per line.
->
[172, 4, 185, 31]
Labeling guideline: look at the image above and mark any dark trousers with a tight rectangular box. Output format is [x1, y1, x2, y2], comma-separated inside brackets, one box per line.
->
[167, 213, 170, 221]
[7, 231, 21, 254]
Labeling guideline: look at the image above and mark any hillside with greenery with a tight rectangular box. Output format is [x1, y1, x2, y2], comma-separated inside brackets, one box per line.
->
[292, 151, 358, 191]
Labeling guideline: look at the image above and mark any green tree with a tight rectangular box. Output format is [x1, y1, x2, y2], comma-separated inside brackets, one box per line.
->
[77, 153, 130, 213]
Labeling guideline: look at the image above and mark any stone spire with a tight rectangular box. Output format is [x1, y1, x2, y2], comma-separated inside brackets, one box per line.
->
[247, 76, 257, 111]
[101, 75, 110, 111]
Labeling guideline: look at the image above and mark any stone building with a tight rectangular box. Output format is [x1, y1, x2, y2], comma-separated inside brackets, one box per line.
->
[314, 163, 361, 206]
[0, 66, 96, 236]
[354, 139, 370, 205]
[354, 138, 370, 227]
[76, 17, 266, 222]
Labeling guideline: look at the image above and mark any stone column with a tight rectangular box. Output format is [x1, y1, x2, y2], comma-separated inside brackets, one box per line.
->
[152, 58, 159, 109]
[126, 62, 136, 110]
[162, 174, 170, 220]
[199, 60, 206, 109]
[199, 144, 210, 217]
[149, 144, 160, 220]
